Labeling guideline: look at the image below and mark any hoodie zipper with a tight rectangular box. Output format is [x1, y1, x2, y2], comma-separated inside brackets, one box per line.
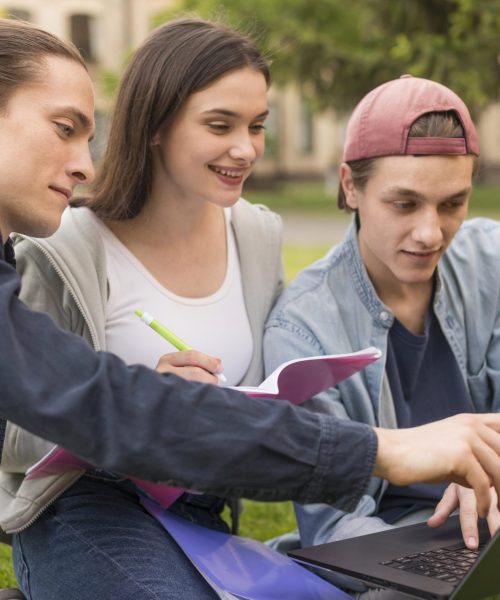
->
[8, 235, 102, 532]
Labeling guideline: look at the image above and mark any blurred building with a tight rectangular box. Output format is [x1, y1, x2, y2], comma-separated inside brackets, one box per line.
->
[1, 0, 498, 182]
[0, 0, 173, 160]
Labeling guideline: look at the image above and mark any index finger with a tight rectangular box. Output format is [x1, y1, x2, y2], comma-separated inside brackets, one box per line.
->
[457, 487, 480, 549]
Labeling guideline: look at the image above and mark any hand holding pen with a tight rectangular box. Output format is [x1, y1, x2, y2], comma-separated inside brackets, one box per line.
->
[135, 309, 227, 385]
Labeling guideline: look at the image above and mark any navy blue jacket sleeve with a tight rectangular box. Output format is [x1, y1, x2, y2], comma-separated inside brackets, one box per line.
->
[0, 253, 376, 510]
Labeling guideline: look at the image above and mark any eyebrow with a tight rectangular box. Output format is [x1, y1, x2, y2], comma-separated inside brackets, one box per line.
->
[385, 186, 471, 201]
[201, 108, 269, 119]
[443, 188, 472, 200]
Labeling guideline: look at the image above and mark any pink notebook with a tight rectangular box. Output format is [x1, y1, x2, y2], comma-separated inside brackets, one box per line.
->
[25, 445, 185, 508]
[26, 346, 381, 509]
[235, 346, 382, 404]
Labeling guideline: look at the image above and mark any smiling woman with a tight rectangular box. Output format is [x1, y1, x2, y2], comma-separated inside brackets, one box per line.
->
[149, 66, 268, 222]
[10, 17, 283, 600]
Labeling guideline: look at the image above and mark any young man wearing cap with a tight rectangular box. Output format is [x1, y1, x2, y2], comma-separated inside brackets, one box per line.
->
[264, 75, 500, 595]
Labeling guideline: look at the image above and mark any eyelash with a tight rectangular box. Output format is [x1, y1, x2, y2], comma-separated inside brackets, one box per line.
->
[392, 200, 465, 211]
[56, 122, 74, 137]
[207, 123, 266, 134]
[208, 123, 229, 132]
[393, 201, 414, 210]
[440, 203, 466, 213]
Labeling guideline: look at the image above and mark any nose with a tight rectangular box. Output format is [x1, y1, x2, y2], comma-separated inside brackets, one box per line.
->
[228, 131, 260, 164]
[69, 143, 95, 184]
[412, 207, 444, 248]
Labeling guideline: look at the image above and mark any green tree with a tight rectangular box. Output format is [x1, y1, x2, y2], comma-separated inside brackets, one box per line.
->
[155, 0, 500, 116]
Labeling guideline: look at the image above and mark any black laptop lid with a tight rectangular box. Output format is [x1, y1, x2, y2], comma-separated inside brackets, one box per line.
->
[452, 525, 500, 599]
[289, 516, 498, 600]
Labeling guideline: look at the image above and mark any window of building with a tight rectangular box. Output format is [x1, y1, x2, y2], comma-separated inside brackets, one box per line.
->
[70, 14, 96, 63]
[90, 110, 108, 162]
[298, 96, 314, 155]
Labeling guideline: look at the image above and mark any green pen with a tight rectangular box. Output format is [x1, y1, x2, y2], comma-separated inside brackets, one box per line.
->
[135, 308, 192, 351]
[134, 309, 227, 382]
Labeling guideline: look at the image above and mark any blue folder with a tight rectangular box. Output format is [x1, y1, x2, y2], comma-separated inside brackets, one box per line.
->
[142, 497, 350, 600]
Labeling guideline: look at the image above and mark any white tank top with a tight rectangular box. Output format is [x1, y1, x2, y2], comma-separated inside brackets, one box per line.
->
[87, 208, 253, 386]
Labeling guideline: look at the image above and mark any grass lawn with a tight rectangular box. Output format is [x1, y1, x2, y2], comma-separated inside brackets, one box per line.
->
[0, 182, 499, 589]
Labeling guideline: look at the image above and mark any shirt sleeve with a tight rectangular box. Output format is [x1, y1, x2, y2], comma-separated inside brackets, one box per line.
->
[0, 257, 376, 508]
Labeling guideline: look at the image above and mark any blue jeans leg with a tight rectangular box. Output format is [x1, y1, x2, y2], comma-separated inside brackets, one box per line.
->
[12, 475, 219, 600]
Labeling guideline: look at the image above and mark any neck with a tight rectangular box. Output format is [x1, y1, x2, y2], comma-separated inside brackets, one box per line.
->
[378, 280, 433, 335]
[107, 195, 225, 246]
[0, 221, 8, 244]
[103, 195, 228, 299]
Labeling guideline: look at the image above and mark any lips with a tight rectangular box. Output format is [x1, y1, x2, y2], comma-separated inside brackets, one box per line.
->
[209, 165, 244, 178]
[50, 186, 72, 202]
[208, 164, 246, 186]
[402, 249, 440, 261]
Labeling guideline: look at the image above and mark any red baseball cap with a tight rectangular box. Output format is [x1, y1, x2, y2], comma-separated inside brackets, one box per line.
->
[343, 75, 479, 162]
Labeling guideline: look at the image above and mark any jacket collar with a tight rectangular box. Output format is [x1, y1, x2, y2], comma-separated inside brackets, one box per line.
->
[1, 236, 16, 267]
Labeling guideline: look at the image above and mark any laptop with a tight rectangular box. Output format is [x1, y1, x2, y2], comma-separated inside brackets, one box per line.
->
[288, 515, 500, 599]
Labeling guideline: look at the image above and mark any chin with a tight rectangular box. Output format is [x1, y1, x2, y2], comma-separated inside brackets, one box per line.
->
[210, 193, 240, 209]
[224, 189, 243, 205]
[26, 215, 62, 238]
[223, 196, 240, 208]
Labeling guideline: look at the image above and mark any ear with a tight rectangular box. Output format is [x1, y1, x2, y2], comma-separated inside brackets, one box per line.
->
[339, 163, 359, 210]
[151, 132, 161, 146]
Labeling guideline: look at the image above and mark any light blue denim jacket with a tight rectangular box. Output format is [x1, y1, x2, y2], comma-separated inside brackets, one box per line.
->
[264, 216, 500, 551]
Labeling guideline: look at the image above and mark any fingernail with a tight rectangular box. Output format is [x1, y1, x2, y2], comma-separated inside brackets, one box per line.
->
[467, 537, 477, 548]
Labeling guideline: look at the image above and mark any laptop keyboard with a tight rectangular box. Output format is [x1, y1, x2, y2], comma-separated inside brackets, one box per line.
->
[379, 544, 484, 584]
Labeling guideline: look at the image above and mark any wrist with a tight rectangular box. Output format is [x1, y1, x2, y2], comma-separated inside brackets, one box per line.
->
[373, 427, 401, 483]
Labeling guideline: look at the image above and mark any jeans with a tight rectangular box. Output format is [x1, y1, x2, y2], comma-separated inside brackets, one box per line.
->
[12, 474, 221, 600]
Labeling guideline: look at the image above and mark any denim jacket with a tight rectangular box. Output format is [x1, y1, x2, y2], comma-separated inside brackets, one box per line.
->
[264, 217, 500, 550]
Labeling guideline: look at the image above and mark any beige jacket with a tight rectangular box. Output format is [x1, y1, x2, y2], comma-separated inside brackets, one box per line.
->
[0, 199, 283, 533]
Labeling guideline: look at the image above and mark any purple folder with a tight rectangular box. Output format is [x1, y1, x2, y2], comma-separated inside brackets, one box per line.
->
[142, 498, 350, 600]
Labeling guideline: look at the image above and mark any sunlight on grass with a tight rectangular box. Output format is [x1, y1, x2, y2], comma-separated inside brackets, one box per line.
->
[282, 244, 331, 284]
[239, 500, 297, 541]
[0, 544, 17, 588]
[469, 184, 500, 219]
